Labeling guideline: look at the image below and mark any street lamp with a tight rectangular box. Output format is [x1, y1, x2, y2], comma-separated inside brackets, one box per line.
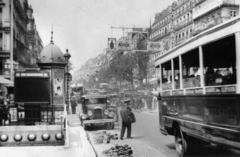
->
[64, 49, 71, 114]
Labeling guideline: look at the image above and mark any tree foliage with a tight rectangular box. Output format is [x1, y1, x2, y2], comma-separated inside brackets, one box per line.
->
[108, 52, 137, 86]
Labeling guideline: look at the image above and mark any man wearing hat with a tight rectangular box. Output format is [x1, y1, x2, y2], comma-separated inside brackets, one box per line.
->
[120, 98, 135, 139]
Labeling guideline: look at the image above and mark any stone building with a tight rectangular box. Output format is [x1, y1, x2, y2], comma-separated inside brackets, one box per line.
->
[0, 0, 43, 94]
[193, 0, 239, 35]
[149, 0, 240, 63]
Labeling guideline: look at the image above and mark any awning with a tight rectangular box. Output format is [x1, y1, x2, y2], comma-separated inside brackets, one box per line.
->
[0, 77, 14, 84]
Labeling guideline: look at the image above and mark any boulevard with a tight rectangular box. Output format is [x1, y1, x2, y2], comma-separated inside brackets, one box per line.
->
[85, 107, 240, 157]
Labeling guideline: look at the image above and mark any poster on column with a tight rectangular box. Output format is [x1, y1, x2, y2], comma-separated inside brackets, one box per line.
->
[53, 69, 64, 104]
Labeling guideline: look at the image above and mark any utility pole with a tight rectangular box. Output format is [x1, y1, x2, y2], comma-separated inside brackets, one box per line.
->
[10, 0, 14, 81]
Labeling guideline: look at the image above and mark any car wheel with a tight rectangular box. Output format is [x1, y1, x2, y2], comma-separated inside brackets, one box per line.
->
[174, 127, 189, 157]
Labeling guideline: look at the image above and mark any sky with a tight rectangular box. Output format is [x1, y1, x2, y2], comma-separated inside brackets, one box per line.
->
[28, 0, 175, 73]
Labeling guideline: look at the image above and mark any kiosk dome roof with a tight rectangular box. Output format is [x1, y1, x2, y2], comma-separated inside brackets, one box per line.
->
[38, 42, 66, 63]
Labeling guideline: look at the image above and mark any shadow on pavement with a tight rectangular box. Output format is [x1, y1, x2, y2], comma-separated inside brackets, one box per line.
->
[166, 143, 240, 156]
[132, 135, 144, 139]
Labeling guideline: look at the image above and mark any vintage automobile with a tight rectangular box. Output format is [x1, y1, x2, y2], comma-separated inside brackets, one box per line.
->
[79, 94, 115, 130]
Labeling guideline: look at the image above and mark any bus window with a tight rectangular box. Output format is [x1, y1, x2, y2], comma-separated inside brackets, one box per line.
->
[203, 35, 236, 86]
[161, 60, 172, 90]
[173, 57, 180, 89]
[181, 48, 201, 88]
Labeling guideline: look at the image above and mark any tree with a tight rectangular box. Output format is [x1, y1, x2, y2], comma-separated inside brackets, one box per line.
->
[108, 51, 137, 89]
[135, 38, 150, 88]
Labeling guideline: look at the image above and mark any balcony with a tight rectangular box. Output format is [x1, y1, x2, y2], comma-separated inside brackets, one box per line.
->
[175, 4, 195, 19]
[175, 32, 193, 46]
[151, 31, 172, 42]
[192, 17, 223, 36]
[174, 19, 193, 31]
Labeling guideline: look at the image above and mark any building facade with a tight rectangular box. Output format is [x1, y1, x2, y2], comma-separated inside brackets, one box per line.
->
[149, 0, 240, 69]
[0, 0, 43, 94]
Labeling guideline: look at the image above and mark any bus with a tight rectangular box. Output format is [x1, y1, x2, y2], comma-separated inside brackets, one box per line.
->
[156, 16, 240, 156]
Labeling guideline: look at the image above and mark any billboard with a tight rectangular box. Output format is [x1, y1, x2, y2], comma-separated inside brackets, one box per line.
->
[147, 41, 162, 51]
[116, 37, 132, 51]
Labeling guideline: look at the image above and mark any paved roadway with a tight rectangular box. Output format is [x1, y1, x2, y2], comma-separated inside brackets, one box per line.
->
[132, 110, 240, 157]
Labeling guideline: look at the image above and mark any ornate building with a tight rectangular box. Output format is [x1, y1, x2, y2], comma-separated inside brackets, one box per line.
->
[0, 0, 43, 94]
[193, 0, 239, 35]
[149, 0, 240, 61]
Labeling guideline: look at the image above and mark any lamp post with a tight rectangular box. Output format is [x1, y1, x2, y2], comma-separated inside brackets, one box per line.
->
[64, 49, 71, 114]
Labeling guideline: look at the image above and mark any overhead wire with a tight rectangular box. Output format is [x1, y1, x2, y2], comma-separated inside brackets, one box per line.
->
[66, 0, 122, 28]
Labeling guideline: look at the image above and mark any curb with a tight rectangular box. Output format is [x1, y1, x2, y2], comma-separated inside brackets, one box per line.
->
[64, 125, 70, 149]
[86, 132, 98, 157]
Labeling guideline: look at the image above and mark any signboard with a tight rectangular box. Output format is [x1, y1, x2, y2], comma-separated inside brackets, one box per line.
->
[116, 36, 132, 51]
[108, 38, 116, 50]
[147, 41, 161, 51]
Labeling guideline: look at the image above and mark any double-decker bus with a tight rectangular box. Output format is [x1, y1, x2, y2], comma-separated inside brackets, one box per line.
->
[156, 16, 240, 156]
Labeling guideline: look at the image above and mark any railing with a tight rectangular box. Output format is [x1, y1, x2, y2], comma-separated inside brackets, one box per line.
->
[0, 103, 64, 126]
[174, 19, 193, 31]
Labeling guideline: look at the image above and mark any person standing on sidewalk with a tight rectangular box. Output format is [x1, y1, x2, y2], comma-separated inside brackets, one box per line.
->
[70, 96, 77, 114]
[120, 98, 135, 139]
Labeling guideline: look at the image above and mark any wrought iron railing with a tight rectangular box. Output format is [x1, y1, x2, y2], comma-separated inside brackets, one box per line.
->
[0, 103, 65, 126]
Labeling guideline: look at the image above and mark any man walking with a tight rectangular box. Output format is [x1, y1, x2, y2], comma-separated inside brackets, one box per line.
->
[70, 96, 77, 114]
[120, 98, 135, 140]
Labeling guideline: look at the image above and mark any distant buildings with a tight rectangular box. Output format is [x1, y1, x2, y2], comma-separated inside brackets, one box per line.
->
[73, 0, 240, 90]
[149, 0, 239, 66]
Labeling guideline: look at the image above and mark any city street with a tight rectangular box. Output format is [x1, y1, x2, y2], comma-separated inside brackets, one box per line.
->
[86, 108, 240, 157]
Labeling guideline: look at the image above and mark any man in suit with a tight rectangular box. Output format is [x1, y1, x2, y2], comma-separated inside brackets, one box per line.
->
[120, 98, 133, 140]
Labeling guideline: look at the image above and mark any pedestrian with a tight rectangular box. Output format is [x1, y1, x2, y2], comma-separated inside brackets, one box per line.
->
[70, 96, 77, 114]
[120, 98, 135, 140]
[0, 91, 8, 126]
[136, 96, 142, 112]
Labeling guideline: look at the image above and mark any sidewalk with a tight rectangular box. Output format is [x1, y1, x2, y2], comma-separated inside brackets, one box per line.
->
[0, 114, 96, 157]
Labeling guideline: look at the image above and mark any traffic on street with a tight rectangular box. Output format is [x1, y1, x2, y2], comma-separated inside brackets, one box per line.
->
[1, 0, 240, 157]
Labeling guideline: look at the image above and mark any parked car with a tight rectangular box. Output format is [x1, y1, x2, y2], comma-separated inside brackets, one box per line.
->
[79, 94, 115, 130]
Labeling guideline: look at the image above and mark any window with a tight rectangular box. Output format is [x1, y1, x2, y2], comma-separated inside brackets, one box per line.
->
[0, 8, 2, 27]
[161, 60, 172, 90]
[230, 10, 237, 17]
[203, 35, 236, 86]
[0, 33, 2, 50]
[173, 57, 180, 89]
[181, 48, 200, 88]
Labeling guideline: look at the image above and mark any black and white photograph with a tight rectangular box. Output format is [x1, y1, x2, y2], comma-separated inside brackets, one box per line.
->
[1, 0, 240, 157]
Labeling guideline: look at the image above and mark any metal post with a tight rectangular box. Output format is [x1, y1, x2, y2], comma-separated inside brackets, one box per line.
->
[235, 32, 240, 93]
[10, 0, 14, 81]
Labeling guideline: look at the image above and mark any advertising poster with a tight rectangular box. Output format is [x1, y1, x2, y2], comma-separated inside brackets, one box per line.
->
[53, 69, 64, 104]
